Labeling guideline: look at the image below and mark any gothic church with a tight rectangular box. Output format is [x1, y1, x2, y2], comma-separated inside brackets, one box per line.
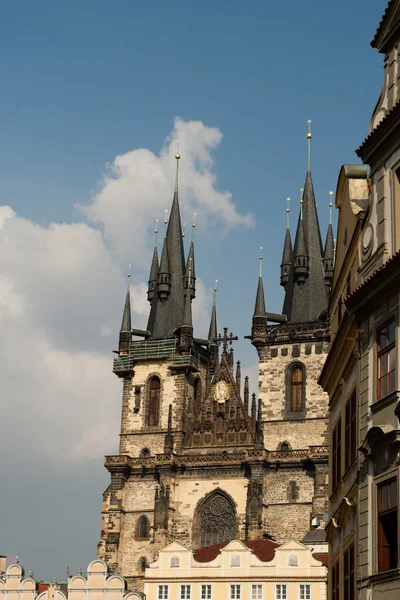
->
[98, 136, 332, 584]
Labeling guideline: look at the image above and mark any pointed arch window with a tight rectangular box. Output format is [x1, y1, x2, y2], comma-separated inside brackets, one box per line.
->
[194, 491, 237, 548]
[147, 377, 160, 427]
[138, 515, 149, 540]
[286, 363, 306, 415]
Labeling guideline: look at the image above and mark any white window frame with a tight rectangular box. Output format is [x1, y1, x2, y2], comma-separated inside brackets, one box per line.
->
[298, 583, 311, 600]
[250, 583, 263, 600]
[200, 584, 212, 600]
[180, 584, 191, 600]
[275, 584, 287, 600]
[157, 584, 169, 600]
[229, 584, 241, 600]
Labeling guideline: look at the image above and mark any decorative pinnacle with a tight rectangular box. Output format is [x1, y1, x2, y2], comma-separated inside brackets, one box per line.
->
[192, 212, 196, 241]
[300, 188, 304, 220]
[164, 209, 168, 236]
[174, 142, 180, 193]
[154, 219, 159, 247]
[286, 197, 290, 229]
[259, 246, 263, 277]
[307, 120, 312, 172]
[188, 258, 192, 288]
[329, 191, 333, 224]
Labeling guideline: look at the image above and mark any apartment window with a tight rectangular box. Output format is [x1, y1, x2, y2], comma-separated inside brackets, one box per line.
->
[344, 544, 355, 600]
[230, 585, 241, 600]
[230, 554, 241, 567]
[377, 319, 396, 400]
[180, 585, 191, 600]
[201, 585, 212, 600]
[170, 555, 180, 568]
[251, 584, 263, 600]
[275, 584, 287, 600]
[332, 561, 339, 600]
[299, 584, 311, 600]
[345, 391, 356, 470]
[332, 418, 342, 490]
[378, 478, 398, 572]
[158, 585, 169, 600]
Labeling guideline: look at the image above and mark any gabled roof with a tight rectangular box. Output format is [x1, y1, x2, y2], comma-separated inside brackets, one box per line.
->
[194, 539, 278, 563]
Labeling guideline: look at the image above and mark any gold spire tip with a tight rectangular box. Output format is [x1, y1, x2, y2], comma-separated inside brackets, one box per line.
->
[192, 212, 196, 228]
[127, 264, 131, 279]
[307, 119, 312, 139]
[175, 141, 180, 160]
[164, 209, 168, 225]
[214, 279, 218, 292]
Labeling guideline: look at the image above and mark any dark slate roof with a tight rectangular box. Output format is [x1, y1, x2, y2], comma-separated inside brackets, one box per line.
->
[181, 285, 193, 328]
[120, 286, 132, 333]
[253, 277, 266, 318]
[282, 171, 328, 322]
[149, 245, 159, 283]
[146, 190, 186, 338]
[281, 227, 293, 266]
[323, 223, 334, 261]
[301, 528, 327, 544]
[186, 241, 196, 281]
[194, 540, 279, 563]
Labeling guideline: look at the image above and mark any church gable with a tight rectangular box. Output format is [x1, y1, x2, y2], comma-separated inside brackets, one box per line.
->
[185, 354, 254, 449]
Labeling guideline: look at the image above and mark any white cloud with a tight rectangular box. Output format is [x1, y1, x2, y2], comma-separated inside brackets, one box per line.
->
[0, 119, 253, 469]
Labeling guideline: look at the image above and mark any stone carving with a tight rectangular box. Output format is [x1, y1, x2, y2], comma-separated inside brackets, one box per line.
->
[199, 494, 236, 547]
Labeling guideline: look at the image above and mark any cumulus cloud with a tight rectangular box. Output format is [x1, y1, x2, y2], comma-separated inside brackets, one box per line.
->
[0, 119, 253, 470]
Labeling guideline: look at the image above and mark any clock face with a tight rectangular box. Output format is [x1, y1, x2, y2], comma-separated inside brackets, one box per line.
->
[214, 380, 229, 403]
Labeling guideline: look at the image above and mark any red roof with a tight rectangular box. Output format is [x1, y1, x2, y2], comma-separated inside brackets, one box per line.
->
[194, 540, 279, 563]
[312, 553, 328, 566]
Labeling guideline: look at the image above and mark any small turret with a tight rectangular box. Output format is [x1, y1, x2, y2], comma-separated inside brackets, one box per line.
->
[147, 221, 159, 303]
[293, 196, 309, 286]
[184, 237, 196, 300]
[323, 193, 335, 295]
[208, 281, 219, 370]
[251, 249, 267, 347]
[280, 198, 293, 289]
[119, 274, 132, 355]
[157, 236, 171, 302]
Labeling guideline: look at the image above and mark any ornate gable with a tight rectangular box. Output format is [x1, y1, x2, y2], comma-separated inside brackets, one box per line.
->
[185, 354, 255, 449]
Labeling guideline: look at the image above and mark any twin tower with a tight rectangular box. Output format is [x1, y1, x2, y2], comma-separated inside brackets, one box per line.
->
[98, 135, 332, 587]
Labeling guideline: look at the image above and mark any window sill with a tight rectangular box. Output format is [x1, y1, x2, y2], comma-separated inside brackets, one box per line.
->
[371, 390, 399, 414]
[370, 568, 400, 584]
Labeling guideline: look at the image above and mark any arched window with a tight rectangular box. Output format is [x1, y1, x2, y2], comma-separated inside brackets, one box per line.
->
[138, 516, 149, 540]
[170, 556, 180, 568]
[280, 442, 289, 452]
[147, 377, 160, 427]
[140, 448, 151, 458]
[195, 491, 237, 548]
[138, 557, 147, 572]
[286, 363, 306, 414]
[288, 481, 298, 502]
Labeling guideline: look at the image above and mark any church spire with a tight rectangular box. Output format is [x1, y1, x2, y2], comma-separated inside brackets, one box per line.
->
[281, 122, 328, 323]
[280, 197, 293, 289]
[251, 249, 267, 347]
[146, 148, 186, 338]
[119, 271, 132, 354]
[147, 220, 159, 303]
[208, 281, 218, 346]
[323, 192, 335, 295]
[184, 214, 196, 300]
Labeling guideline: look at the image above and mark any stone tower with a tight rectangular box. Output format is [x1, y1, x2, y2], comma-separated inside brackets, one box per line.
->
[98, 144, 330, 585]
[249, 128, 330, 542]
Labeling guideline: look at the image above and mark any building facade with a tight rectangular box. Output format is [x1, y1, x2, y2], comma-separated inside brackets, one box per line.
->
[321, 2, 400, 599]
[143, 539, 328, 600]
[98, 142, 331, 585]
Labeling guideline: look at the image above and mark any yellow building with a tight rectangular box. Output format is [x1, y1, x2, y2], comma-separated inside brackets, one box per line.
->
[143, 540, 327, 600]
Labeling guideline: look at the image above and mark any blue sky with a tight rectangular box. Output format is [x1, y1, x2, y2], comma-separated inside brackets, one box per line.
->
[0, 0, 387, 581]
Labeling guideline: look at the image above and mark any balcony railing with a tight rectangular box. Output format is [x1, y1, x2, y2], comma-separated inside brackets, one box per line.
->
[130, 338, 177, 360]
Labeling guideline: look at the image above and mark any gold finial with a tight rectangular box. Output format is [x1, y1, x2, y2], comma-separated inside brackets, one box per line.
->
[127, 263, 131, 279]
[329, 191, 333, 224]
[182, 223, 186, 238]
[307, 119, 312, 139]
[307, 120, 312, 171]
[154, 219, 159, 247]
[174, 142, 180, 192]
[191, 212, 196, 241]
[213, 279, 218, 306]
[300, 188, 304, 219]
[188, 257, 192, 287]
[175, 140, 180, 160]
[286, 197, 290, 229]
[164, 209, 168, 236]
[259, 246, 263, 277]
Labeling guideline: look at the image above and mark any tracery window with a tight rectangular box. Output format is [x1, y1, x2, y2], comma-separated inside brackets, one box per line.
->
[147, 377, 160, 427]
[198, 492, 236, 547]
[138, 515, 149, 540]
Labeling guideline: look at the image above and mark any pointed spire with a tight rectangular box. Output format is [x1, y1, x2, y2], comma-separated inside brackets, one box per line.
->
[280, 199, 293, 289]
[157, 236, 171, 301]
[208, 280, 218, 345]
[251, 393, 257, 433]
[182, 258, 193, 328]
[244, 376, 249, 415]
[323, 192, 335, 294]
[147, 220, 159, 304]
[119, 271, 132, 354]
[293, 193, 309, 286]
[255, 396, 263, 448]
[307, 119, 312, 172]
[251, 249, 267, 347]
[236, 361, 241, 394]
[184, 218, 196, 300]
